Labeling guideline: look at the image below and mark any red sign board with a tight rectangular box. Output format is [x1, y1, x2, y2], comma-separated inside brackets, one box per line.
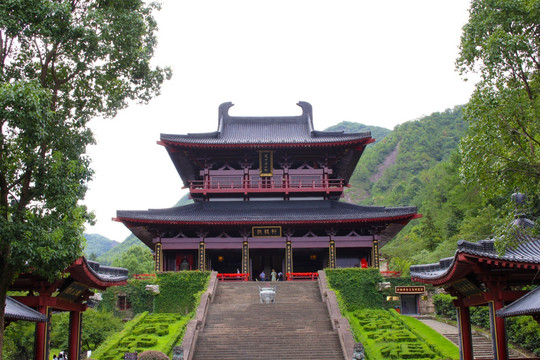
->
[395, 286, 426, 294]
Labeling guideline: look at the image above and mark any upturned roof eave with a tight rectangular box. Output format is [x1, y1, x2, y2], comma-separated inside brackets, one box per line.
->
[411, 248, 540, 286]
[157, 137, 373, 150]
[114, 213, 419, 227]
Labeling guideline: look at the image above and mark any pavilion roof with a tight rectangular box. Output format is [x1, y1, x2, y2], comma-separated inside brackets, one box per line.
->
[497, 286, 540, 318]
[5, 296, 47, 322]
[410, 236, 540, 285]
[11, 257, 128, 293]
[116, 200, 419, 247]
[66, 257, 128, 290]
[159, 102, 372, 147]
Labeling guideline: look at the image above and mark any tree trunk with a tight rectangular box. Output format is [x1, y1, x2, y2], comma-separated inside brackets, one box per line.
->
[0, 262, 16, 360]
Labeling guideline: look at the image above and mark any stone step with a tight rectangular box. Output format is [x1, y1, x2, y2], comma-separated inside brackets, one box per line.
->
[444, 333, 522, 359]
[192, 281, 343, 360]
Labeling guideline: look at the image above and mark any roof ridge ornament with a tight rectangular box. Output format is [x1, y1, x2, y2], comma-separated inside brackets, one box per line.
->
[217, 101, 312, 121]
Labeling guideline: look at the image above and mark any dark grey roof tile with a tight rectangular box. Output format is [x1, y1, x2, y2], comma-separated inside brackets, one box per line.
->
[117, 200, 417, 223]
[497, 286, 540, 317]
[5, 297, 47, 322]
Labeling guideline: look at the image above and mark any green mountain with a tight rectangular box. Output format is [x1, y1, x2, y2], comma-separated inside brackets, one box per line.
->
[325, 121, 391, 144]
[96, 234, 147, 266]
[346, 106, 467, 205]
[342, 106, 502, 269]
[84, 233, 119, 259]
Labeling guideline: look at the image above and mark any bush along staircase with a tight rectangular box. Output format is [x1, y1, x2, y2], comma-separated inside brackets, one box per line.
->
[191, 281, 344, 360]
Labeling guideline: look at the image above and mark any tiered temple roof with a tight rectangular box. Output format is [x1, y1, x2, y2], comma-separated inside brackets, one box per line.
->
[116, 200, 419, 247]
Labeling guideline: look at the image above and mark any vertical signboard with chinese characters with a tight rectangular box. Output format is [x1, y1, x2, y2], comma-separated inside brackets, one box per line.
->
[198, 241, 206, 271]
[259, 151, 273, 177]
[286, 240, 293, 274]
[154, 243, 162, 272]
[242, 241, 249, 274]
[329, 240, 336, 269]
[372, 239, 379, 269]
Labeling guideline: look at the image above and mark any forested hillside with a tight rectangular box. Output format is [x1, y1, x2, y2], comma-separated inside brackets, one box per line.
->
[96, 234, 146, 265]
[344, 106, 506, 272]
[325, 121, 391, 144]
[83, 233, 119, 259]
[346, 106, 468, 205]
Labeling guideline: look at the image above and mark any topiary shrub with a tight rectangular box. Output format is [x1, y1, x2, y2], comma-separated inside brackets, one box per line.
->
[326, 268, 384, 311]
[138, 350, 170, 360]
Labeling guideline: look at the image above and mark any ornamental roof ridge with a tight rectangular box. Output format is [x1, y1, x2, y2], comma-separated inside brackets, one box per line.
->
[159, 102, 372, 146]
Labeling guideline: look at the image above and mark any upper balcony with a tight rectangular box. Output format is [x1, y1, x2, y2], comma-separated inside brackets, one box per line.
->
[188, 175, 346, 199]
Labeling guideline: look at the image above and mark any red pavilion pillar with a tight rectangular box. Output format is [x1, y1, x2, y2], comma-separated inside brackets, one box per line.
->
[34, 304, 52, 360]
[489, 300, 508, 360]
[68, 311, 83, 360]
[456, 306, 473, 360]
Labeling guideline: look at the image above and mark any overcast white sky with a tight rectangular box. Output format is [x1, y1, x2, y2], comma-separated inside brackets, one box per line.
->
[84, 0, 476, 242]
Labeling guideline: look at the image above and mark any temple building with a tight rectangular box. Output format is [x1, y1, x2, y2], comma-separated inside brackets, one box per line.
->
[115, 102, 419, 277]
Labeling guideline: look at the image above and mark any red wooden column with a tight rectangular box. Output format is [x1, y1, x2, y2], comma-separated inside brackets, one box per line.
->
[34, 304, 52, 360]
[68, 311, 83, 360]
[489, 300, 508, 360]
[456, 306, 473, 360]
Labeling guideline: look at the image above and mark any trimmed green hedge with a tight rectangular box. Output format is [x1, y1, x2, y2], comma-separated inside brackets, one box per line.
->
[326, 268, 383, 310]
[154, 271, 209, 314]
[91, 313, 190, 360]
[348, 309, 457, 359]
[99, 271, 210, 315]
[100, 278, 156, 315]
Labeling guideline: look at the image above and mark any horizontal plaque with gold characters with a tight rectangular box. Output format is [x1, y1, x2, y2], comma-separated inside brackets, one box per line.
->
[252, 226, 282, 238]
[395, 286, 426, 294]
[57, 281, 89, 302]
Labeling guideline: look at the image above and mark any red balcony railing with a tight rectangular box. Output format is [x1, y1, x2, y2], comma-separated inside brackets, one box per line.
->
[217, 273, 250, 281]
[189, 178, 344, 195]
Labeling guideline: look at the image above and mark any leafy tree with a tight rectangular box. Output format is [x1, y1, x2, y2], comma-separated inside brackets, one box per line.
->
[2, 321, 34, 360]
[50, 308, 123, 354]
[0, 1, 171, 356]
[457, 0, 540, 229]
[111, 245, 154, 277]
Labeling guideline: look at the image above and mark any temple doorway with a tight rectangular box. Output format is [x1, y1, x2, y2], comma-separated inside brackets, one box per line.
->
[208, 249, 242, 273]
[400, 294, 419, 315]
[250, 249, 284, 281]
[293, 248, 325, 272]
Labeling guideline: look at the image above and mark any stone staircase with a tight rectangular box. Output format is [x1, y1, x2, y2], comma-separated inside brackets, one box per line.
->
[191, 281, 344, 360]
[444, 332, 522, 359]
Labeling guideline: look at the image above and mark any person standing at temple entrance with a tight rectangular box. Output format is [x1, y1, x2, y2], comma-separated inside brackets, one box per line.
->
[271, 269, 277, 281]
[259, 270, 266, 281]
